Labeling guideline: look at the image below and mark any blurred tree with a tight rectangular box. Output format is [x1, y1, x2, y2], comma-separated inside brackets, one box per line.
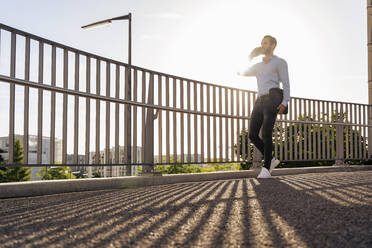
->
[236, 112, 370, 169]
[37, 166, 76, 180]
[0, 139, 31, 182]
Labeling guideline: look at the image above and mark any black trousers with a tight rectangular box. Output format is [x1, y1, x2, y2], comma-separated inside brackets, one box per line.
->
[249, 89, 281, 170]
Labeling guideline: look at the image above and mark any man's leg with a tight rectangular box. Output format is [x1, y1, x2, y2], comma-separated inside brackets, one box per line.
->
[262, 109, 278, 170]
[248, 100, 265, 156]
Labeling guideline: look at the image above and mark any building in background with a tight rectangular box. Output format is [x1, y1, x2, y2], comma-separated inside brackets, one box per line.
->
[154, 154, 203, 164]
[0, 135, 62, 180]
[87, 146, 142, 178]
[66, 154, 86, 177]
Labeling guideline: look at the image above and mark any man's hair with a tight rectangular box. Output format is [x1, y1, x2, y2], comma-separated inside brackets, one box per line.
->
[263, 35, 277, 48]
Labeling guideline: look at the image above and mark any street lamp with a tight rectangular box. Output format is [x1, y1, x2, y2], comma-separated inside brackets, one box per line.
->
[81, 14, 131, 66]
[82, 13, 132, 175]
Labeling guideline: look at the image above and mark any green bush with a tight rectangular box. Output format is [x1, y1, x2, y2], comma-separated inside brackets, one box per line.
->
[236, 112, 372, 169]
[92, 171, 102, 178]
[155, 164, 201, 174]
[154, 162, 240, 174]
[37, 166, 76, 180]
[200, 168, 216, 173]
[0, 139, 31, 183]
[239, 162, 252, 170]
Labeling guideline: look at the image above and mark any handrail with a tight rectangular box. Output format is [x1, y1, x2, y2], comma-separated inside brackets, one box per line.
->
[0, 23, 369, 106]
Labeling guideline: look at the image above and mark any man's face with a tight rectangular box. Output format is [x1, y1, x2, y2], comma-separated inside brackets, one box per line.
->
[261, 37, 274, 54]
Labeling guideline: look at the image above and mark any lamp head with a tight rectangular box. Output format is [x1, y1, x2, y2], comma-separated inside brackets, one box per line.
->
[81, 20, 112, 29]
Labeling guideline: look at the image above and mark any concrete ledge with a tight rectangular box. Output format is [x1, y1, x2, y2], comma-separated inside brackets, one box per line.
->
[1, 165, 371, 198]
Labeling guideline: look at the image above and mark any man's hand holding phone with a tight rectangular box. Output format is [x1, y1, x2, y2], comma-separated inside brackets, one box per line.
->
[249, 47, 264, 60]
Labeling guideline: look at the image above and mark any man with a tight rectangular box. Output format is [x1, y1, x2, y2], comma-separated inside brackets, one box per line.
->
[238, 35, 290, 178]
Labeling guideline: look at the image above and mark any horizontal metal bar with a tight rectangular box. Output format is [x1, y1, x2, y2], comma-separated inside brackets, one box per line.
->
[1, 23, 370, 106]
[0, 158, 354, 168]
[154, 159, 340, 165]
[0, 24, 251, 93]
[0, 74, 371, 127]
[0, 23, 130, 66]
[0, 163, 152, 167]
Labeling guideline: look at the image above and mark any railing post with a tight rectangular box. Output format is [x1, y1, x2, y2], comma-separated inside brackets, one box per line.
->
[368, 0, 372, 160]
[335, 108, 345, 165]
[369, 105, 372, 160]
[142, 73, 156, 175]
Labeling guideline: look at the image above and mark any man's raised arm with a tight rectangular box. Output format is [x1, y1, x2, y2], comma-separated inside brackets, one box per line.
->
[237, 64, 256, 77]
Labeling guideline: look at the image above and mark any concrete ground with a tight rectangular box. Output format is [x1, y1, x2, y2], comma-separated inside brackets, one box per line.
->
[0, 170, 371, 248]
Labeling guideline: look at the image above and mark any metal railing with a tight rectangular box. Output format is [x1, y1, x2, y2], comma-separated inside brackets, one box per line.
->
[0, 23, 371, 177]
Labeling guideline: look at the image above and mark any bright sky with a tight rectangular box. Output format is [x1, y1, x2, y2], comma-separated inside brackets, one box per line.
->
[0, 0, 368, 156]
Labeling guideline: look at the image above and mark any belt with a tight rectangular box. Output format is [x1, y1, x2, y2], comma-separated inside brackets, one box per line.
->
[258, 93, 270, 99]
[258, 88, 280, 99]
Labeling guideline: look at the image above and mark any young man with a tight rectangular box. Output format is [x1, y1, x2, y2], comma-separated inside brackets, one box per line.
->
[238, 35, 290, 178]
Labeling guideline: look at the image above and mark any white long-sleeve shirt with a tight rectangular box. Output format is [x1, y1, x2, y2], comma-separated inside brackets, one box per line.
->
[242, 55, 290, 106]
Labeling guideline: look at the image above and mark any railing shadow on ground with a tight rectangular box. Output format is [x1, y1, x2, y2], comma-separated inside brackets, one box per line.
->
[0, 171, 371, 248]
[254, 172, 372, 247]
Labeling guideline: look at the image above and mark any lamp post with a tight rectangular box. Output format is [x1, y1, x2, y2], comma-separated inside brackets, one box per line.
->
[368, 2, 372, 159]
[82, 13, 132, 175]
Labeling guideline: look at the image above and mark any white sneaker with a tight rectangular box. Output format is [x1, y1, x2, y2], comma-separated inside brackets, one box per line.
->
[257, 167, 271, 179]
[270, 157, 280, 173]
